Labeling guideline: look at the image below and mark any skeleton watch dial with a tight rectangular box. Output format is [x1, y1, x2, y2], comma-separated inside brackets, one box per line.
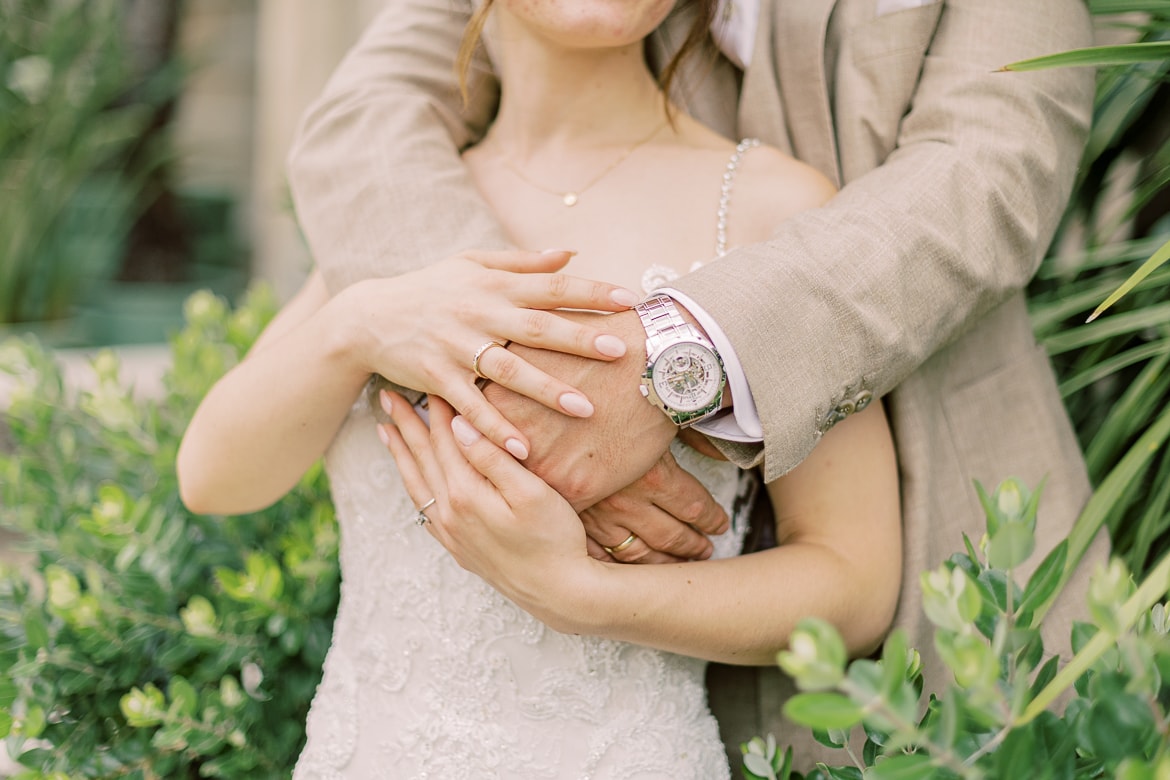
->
[650, 342, 722, 412]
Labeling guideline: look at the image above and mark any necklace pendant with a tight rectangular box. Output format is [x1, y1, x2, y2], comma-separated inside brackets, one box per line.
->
[562, 192, 579, 207]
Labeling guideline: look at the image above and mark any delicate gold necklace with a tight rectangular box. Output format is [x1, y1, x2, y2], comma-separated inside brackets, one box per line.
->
[499, 120, 668, 207]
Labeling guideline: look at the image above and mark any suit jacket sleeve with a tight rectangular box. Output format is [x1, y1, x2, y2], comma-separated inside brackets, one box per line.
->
[286, 0, 510, 294]
[672, 0, 1095, 480]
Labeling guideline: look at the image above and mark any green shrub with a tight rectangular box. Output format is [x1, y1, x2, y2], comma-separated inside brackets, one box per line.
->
[743, 479, 1170, 780]
[0, 288, 339, 778]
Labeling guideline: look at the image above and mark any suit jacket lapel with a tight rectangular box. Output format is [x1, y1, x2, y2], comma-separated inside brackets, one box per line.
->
[741, 0, 840, 186]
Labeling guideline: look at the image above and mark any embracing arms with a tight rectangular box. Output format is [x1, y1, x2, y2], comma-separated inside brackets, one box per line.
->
[176, 251, 637, 515]
[288, 0, 1094, 481]
[380, 391, 902, 664]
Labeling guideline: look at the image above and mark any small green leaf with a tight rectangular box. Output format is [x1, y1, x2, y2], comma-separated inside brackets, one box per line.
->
[777, 618, 848, 691]
[1087, 238, 1170, 322]
[865, 752, 935, 780]
[987, 523, 1035, 571]
[1019, 541, 1069, 618]
[743, 752, 776, 779]
[783, 693, 865, 730]
[1001, 41, 1170, 72]
[975, 481, 1001, 536]
[0, 676, 17, 710]
[880, 630, 910, 699]
[167, 676, 198, 719]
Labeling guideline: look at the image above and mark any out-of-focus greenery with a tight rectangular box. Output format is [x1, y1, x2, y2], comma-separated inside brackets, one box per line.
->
[743, 479, 1170, 780]
[1027, 0, 1170, 577]
[0, 288, 340, 778]
[0, 0, 178, 325]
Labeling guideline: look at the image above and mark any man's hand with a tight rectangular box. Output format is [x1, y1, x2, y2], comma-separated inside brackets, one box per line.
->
[581, 448, 730, 564]
[483, 308, 728, 560]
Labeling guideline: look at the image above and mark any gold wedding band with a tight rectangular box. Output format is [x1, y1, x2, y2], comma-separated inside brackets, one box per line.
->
[603, 533, 638, 555]
[472, 341, 508, 380]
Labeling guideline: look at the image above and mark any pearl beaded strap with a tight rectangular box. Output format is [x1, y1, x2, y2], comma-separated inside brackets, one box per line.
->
[715, 138, 761, 259]
[639, 138, 762, 293]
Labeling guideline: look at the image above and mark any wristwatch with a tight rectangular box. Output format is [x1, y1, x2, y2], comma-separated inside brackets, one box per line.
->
[634, 295, 726, 427]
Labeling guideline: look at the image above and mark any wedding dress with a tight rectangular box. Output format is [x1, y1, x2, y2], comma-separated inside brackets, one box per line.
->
[293, 141, 761, 780]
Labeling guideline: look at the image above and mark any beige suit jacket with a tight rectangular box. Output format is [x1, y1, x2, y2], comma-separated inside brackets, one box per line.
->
[288, 0, 1108, 768]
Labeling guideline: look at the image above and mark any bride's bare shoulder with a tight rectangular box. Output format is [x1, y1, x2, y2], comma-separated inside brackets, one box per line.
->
[732, 143, 837, 234]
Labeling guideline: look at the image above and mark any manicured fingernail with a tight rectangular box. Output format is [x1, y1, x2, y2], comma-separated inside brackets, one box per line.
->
[450, 415, 481, 446]
[594, 334, 627, 358]
[505, 438, 529, 460]
[376, 424, 391, 446]
[610, 288, 639, 307]
[540, 248, 577, 258]
[379, 389, 393, 416]
[559, 392, 594, 417]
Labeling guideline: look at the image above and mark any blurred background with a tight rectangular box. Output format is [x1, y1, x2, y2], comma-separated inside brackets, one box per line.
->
[1, 0, 386, 357]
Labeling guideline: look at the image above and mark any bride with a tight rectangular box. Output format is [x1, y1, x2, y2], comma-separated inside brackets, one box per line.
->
[177, 0, 902, 776]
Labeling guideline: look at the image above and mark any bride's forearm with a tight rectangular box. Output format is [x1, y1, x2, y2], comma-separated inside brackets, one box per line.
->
[177, 277, 374, 515]
[542, 541, 900, 666]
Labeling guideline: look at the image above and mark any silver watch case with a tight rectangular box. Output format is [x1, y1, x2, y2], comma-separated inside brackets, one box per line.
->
[635, 296, 726, 427]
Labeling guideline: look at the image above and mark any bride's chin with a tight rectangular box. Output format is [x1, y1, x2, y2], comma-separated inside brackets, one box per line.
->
[495, 0, 677, 50]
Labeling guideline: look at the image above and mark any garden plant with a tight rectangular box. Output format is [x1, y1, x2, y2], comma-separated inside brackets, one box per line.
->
[0, 290, 340, 777]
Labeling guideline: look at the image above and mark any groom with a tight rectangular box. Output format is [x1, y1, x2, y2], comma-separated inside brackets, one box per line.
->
[288, 0, 1105, 766]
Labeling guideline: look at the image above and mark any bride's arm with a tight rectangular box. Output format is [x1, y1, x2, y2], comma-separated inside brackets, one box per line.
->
[381, 392, 902, 664]
[177, 271, 380, 515]
[177, 251, 641, 516]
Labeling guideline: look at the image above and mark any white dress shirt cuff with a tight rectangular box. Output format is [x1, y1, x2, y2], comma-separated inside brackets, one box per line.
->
[657, 288, 764, 443]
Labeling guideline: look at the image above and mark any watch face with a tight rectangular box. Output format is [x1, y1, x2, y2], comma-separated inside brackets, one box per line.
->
[651, 342, 722, 413]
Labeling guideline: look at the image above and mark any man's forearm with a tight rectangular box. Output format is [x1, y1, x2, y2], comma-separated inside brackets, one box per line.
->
[673, 0, 1094, 480]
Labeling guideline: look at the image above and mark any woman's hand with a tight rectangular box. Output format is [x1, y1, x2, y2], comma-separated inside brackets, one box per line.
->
[378, 391, 600, 630]
[334, 248, 638, 459]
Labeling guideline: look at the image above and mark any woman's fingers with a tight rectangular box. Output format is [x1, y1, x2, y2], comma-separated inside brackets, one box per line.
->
[434, 380, 533, 459]
[443, 408, 547, 508]
[470, 345, 596, 420]
[496, 307, 629, 360]
[377, 421, 430, 510]
[381, 391, 448, 506]
[460, 248, 574, 274]
[463, 248, 638, 313]
[507, 272, 639, 313]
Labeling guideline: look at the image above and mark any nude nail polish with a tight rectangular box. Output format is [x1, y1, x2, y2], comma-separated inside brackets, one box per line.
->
[505, 438, 529, 460]
[450, 416, 481, 446]
[609, 289, 639, 307]
[560, 393, 594, 417]
[595, 334, 627, 357]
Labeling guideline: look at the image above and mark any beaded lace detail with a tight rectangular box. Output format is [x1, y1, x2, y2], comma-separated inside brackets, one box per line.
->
[641, 138, 760, 292]
[293, 394, 754, 779]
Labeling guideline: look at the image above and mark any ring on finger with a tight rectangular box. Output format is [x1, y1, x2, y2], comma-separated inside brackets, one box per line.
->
[413, 497, 437, 526]
[603, 533, 638, 555]
[471, 340, 508, 380]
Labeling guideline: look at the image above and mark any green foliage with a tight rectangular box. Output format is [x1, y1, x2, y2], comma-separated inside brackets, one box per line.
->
[1028, 2, 1170, 575]
[0, 0, 181, 324]
[744, 479, 1170, 780]
[0, 287, 340, 778]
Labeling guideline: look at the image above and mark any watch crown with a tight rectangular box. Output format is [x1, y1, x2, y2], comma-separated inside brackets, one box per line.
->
[639, 386, 649, 398]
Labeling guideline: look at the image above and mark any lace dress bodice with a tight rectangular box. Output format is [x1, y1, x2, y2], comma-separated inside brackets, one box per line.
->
[294, 141, 761, 780]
